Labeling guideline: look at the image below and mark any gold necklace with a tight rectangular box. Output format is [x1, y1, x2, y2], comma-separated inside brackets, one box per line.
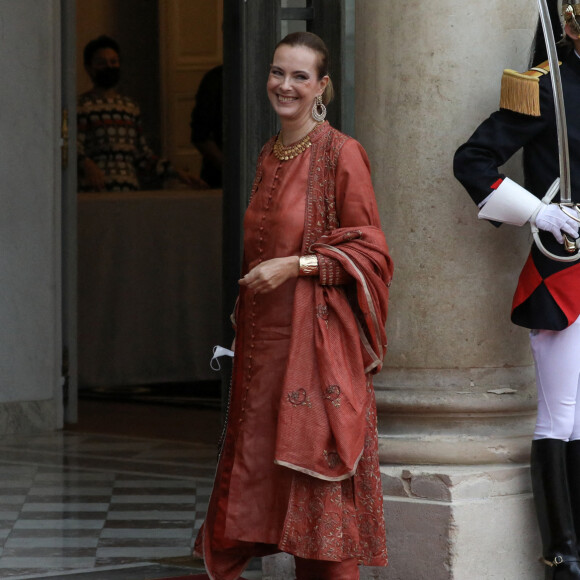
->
[273, 123, 321, 161]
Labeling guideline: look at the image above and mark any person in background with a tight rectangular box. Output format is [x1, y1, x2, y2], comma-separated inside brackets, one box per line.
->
[190, 64, 223, 188]
[194, 32, 392, 580]
[454, 1, 580, 576]
[78, 35, 204, 192]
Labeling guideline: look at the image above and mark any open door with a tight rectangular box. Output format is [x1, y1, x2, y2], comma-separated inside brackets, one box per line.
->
[159, 0, 223, 175]
[61, 0, 78, 423]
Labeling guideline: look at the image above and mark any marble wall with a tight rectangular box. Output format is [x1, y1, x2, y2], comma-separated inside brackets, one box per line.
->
[0, 0, 61, 431]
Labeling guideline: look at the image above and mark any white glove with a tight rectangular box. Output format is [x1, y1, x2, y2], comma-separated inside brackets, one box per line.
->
[533, 204, 580, 244]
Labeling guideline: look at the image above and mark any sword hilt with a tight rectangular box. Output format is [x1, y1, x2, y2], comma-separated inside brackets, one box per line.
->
[560, 203, 580, 253]
[532, 178, 580, 261]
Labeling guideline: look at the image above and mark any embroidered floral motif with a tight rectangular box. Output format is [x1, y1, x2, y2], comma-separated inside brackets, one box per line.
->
[316, 304, 329, 328]
[323, 449, 341, 469]
[323, 384, 341, 407]
[342, 230, 362, 241]
[279, 394, 388, 566]
[287, 388, 311, 408]
[366, 376, 373, 393]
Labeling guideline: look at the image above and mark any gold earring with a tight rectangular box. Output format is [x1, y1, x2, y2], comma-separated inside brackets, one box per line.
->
[312, 95, 326, 122]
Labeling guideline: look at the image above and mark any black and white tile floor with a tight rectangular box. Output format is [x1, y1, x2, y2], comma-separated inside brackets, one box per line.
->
[0, 431, 262, 579]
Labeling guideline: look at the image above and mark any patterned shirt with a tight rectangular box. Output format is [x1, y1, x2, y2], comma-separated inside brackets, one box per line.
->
[77, 92, 171, 192]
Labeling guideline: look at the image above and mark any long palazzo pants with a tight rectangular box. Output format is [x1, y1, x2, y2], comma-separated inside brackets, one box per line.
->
[294, 557, 359, 579]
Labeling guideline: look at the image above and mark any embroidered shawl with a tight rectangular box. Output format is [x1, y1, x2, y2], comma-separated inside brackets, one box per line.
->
[269, 124, 393, 481]
[275, 226, 392, 480]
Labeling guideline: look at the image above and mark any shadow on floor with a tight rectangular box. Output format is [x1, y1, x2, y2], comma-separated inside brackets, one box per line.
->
[66, 397, 224, 446]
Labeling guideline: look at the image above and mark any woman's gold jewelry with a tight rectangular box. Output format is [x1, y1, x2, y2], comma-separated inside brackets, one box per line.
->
[299, 255, 319, 276]
[312, 94, 327, 122]
[273, 134, 312, 161]
[273, 122, 322, 161]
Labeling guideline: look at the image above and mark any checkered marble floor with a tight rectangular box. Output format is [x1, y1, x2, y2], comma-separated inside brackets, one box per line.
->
[0, 430, 261, 579]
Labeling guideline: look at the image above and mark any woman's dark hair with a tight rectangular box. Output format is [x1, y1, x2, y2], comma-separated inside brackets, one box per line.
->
[83, 35, 121, 67]
[274, 31, 334, 104]
[529, 0, 572, 67]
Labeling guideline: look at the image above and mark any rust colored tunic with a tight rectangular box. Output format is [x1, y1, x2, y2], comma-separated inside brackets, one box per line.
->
[226, 134, 306, 544]
[198, 123, 389, 580]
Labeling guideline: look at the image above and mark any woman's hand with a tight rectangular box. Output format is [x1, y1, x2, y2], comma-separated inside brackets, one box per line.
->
[239, 256, 300, 294]
[175, 168, 208, 189]
[82, 158, 106, 191]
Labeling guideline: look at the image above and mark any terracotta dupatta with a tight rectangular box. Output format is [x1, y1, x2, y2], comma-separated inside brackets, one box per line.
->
[274, 226, 392, 481]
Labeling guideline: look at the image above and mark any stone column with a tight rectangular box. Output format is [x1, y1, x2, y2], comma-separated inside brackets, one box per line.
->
[356, 1, 543, 579]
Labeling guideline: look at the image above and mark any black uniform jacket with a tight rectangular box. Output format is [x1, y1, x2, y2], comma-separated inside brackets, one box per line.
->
[454, 51, 580, 331]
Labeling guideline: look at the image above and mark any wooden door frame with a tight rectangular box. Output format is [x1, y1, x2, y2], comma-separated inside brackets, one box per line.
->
[61, 0, 78, 423]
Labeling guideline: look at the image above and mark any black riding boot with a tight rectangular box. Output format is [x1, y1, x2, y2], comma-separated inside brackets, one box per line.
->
[566, 441, 580, 554]
[531, 439, 580, 579]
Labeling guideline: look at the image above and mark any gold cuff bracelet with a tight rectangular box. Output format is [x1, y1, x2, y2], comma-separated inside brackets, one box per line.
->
[299, 255, 319, 277]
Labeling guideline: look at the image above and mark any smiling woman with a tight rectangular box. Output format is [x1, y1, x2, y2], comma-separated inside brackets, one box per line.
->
[194, 31, 393, 580]
[267, 45, 327, 128]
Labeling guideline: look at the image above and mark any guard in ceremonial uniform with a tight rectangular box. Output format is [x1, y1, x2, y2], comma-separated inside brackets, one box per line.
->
[454, 2, 580, 577]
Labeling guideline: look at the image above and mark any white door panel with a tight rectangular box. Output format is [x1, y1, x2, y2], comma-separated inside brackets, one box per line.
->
[159, 0, 223, 174]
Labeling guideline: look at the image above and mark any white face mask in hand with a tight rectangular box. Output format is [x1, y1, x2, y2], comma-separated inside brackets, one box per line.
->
[210, 345, 235, 371]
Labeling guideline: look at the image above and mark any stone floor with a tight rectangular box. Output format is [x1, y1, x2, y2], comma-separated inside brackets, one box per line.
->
[0, 399, 262, 579]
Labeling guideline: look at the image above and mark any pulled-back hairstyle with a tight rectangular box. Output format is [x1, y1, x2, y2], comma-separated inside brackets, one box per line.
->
[83, 35, 121, 67]
[274, 31, 334, 105]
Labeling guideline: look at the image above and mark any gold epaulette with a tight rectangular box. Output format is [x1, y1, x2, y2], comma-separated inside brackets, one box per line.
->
[499, 60, 555, 117]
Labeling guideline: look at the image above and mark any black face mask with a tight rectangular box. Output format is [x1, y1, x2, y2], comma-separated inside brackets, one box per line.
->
[94, 67, 120, 89]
